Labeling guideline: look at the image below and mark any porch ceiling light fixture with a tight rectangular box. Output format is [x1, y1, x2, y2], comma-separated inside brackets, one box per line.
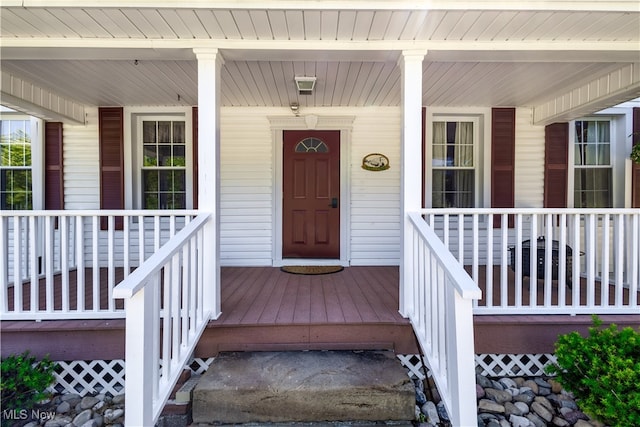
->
[295, 76, 316, 95]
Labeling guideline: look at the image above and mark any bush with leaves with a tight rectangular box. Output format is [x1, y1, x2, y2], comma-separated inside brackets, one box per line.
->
[1, 351, 57, 419]
[545, 315, 640, 427]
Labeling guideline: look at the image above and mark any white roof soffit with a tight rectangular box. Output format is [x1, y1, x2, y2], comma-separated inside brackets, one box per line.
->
[1, 71, 86, 124]
[533, 63, 640, 125]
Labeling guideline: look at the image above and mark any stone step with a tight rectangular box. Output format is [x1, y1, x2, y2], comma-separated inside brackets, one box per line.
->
[192, 350, 415, 424]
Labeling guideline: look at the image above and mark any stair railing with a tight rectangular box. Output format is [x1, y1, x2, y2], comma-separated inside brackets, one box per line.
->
[113, 213, 212, 426]
[405, 211, 482, 427]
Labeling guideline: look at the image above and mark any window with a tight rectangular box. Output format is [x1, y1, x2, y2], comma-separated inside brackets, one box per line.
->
[573, 119, 612, 208]
[0, 116, 32, 209]
[140, 118, 186, 209]
[431, 120, 476, 208]
[295, 137, 328, 153]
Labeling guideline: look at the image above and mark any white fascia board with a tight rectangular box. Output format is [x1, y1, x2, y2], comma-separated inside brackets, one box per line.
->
[15, 0, 640, 12]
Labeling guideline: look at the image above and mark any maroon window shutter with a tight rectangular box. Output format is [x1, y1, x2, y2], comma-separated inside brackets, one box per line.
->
[543, 123, 569, 208]
[192, 106, 199, 209]
[632, 108, 640, 208]
[491, 108, 516, 227]
[99, 107, 124, 230]
[44, 122, 64, 210]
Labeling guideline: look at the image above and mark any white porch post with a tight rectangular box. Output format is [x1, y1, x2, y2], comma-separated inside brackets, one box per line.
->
[194, 48, 222, 319]
[399, 50, 426, 317]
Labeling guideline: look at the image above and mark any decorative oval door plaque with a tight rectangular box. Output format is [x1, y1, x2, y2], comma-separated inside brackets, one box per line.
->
[362, 153, 390, 171]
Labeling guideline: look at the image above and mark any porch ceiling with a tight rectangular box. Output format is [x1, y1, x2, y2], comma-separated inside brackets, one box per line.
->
[1, 2, 639, 119]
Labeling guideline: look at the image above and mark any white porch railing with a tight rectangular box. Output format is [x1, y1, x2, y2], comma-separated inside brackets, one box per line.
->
[113, 213, 212, 427]
[406, 212, 482, 427]
[421, 208, 640, 315]
[0, 210, 198, 320]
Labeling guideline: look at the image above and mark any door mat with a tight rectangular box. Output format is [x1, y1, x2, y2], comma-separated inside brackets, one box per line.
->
[280, 265, 344, 275]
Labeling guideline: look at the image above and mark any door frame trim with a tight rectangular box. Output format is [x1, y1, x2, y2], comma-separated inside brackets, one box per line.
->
[269, 115, 355, 266]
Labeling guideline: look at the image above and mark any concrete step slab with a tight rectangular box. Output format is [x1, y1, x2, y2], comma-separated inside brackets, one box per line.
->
[192, 351, 415, 424]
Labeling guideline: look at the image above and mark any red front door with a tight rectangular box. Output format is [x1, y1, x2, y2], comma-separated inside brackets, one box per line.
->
[283, 130, 340, 258]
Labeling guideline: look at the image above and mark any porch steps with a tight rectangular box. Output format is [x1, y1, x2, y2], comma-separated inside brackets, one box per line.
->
[191, 350, 415, 425]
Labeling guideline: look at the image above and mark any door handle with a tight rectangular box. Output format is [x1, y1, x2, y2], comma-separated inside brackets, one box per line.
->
[329, 198, 338, 208]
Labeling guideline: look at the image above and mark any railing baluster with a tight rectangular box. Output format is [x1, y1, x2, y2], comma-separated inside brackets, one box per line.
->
[601, 214, 611, 306]
[92, 216, 100, 311]
[485, 214, 493, 308]
[529, 214, 537, 306]
[171, 253, 181, 362]
[154, 215, 161, 252]
[76, 216, 85, 312]
[45, 216, 54, 312]
[514, 214, 523, 308]
[29, 216, 38, 312]
[108, 216, 115, 312]
[124, 216, 130, 278]
[13, 216, 22, 312]
[182, 244, 190, 345]
[572, 214, 581, 309]
[139, 214, 145, 264]
[457, 214, 464, 264]
[558, 213, 567, 307]
[586, 214, 596, 308]
[543, 215, 553, 308]
[500, 215, 508, 307]
[472, 214, 478, 289]
[61, 216, 69, 312]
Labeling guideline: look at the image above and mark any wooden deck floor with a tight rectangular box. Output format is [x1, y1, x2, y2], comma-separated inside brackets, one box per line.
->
[196, 266, 417, 355]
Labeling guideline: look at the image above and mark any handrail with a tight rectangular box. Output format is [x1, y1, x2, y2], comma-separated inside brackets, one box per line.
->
[405, 211, 481, 427]
[113, 212, 212, 426]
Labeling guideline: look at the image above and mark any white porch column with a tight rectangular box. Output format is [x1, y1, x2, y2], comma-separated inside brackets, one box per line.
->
[399, 50, 426, 317]
[194, 48, 223, 319]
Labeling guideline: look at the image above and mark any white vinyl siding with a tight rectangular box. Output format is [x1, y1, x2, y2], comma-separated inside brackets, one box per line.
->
[514, 107, 545, 207]
[349, 108, 401, 265]
[63, 107, 100, 210]
[220, 109, 274, 266]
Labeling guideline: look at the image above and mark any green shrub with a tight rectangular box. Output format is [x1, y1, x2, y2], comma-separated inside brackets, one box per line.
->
[545, 315, 640, 427]
[1, 352, 57, 415]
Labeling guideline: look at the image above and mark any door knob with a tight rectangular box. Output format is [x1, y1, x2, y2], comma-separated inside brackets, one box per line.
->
[329, 198, 338, 208]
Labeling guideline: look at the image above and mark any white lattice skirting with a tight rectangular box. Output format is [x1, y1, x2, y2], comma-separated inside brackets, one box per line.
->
[48, 358, 215, 396]
[48, 354, 555, 395]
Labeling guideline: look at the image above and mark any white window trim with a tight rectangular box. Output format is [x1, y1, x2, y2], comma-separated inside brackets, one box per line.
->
[123, 107, 193, 210]
[568, 114, 626, 208]
[424, 108, 490, 208]
[0, 111, 44, 210]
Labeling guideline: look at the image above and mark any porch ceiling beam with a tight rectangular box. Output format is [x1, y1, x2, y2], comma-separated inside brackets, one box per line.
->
[2, 38, 637, 52]
[5, 0, 640, 12]
[533, 63, 640, 125]
[1, 71, 85, 124]
[1, 38, 638, 58]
